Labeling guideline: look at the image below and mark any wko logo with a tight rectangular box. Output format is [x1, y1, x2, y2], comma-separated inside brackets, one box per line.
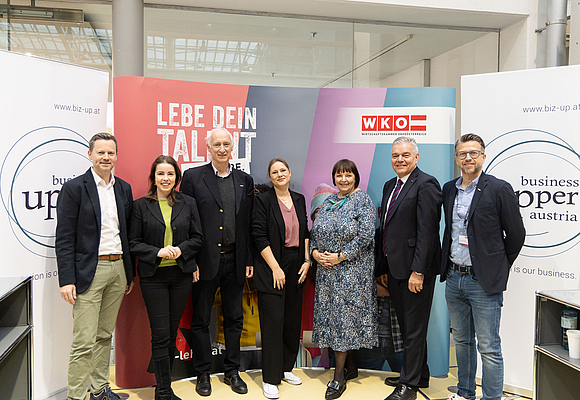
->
[361, 115, 427, 132]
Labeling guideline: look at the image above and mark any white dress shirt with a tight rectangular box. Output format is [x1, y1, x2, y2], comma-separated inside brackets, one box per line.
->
[91, 168, 122, 256]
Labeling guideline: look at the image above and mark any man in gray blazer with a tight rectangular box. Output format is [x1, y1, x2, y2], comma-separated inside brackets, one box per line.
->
[56, 132, 134, 400]
[441, 133, 525, 400]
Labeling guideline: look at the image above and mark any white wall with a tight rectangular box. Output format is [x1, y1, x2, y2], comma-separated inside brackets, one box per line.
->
[376, 63, 424, 88]
[376, 32, 499, 139]
[345, 0, 533, 14]
[431, 32, 499, 137]
[500, 3, 542, 71]
[372, 0, 545, 135]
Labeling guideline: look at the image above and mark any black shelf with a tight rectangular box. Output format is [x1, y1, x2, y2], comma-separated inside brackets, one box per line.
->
[0, 276, 32, 400]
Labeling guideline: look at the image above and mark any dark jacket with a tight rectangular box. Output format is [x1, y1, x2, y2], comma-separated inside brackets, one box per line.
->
[55, 168, 134, 294]
[376, 166, 442, 279]
[180, 163, 254, 284]
[440, 172, 526, 294]
[252, 188, 309, 294]
[129, 192, 204, 277]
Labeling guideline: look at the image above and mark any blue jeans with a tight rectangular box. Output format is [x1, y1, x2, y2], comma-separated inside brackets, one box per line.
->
[445, 269, 504, 400]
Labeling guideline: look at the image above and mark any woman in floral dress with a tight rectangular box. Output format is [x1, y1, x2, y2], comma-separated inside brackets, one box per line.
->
[310, 159, 378, 400]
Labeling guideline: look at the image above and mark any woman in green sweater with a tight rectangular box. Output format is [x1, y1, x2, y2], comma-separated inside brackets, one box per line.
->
[129, 155, 204, 400]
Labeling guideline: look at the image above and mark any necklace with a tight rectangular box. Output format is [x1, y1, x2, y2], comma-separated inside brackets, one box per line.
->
[326, 194, 349, 210]
[278, 192, 292, 206]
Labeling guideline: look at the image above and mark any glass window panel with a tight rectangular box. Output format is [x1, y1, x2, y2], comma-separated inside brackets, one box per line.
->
[144, 7, 354, 87]
[352, 23, 494, 89]
[0, 1, 499, 98]
[0, 2, 113, 98]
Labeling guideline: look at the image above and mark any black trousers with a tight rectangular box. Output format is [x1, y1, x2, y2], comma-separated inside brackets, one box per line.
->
[190, 251, 244, 375]
[257, 247, 303, 385]
[388, 273, 436, 388]
[140, 266, 193, 361]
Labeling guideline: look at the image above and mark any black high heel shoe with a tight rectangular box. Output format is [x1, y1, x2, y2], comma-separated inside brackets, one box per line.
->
[325, 380, 347, 399]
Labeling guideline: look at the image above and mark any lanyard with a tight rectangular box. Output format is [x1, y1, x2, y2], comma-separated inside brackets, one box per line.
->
[453, 193, 470, 233]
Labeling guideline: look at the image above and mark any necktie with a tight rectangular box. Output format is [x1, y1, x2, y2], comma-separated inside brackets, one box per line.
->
[382, 179, 403, 256]
[386, 179, 403, 223]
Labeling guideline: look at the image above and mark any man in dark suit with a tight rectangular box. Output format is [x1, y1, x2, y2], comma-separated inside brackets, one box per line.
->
[441, 133, 525, 400]
[56, 132, 134, 400]
[377, 136, 442, 400]
[180, 127, 254, 396]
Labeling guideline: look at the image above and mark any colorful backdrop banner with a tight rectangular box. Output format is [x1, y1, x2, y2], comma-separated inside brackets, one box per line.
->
[0, 50, 109, 399]
[462, 65, 580, 395]
[113, 76, 455, 387]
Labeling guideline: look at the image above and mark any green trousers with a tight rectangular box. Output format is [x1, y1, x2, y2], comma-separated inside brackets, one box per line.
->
[67, 259, 127, 400]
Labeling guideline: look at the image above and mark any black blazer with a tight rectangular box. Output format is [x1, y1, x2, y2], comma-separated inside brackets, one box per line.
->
[376, 167, 442, 280]
[440, 172, 525, 294]
[252, 188, 309, 295]
[180, 163, 254, 284]
[129, 193, 204, 278]
[55, 168, 134, 294]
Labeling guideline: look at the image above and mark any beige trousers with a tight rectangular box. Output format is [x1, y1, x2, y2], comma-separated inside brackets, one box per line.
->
[67, 259, 126, 400]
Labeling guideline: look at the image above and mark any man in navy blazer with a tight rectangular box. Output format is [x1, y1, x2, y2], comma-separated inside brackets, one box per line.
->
[440, 133, 525, 400]
[180, 127, 254, 396]
[56, 133, 134, 400]
[377, 137, 442, 400]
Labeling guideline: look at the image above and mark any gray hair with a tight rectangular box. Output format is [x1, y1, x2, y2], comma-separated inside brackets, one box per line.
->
[206, 127, 234, 147]
[89, 132, 117, 152]
[392, 136, 418, 154]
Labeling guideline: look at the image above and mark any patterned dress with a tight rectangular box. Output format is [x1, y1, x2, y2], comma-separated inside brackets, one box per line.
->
[310, 189, 378, 352]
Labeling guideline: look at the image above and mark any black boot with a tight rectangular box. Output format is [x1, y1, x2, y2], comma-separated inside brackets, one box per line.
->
[154, 357, 182, 400]
[154, 358, 173, 400]
[155, 388, 182, 400]
[167, 347, 182, 400]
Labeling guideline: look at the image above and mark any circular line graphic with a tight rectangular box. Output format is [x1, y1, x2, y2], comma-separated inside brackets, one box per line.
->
[485, 130, 580, 257]
[0, 126, 89, 258]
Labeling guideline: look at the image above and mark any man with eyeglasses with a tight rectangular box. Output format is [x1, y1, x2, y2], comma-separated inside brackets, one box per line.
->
[440, 133, 525, 400]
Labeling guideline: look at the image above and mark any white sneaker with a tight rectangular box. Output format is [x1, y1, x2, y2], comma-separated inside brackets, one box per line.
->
[447, 394, 469, 400]
[262, 382, 280, 399]
[282, 371, 302, 385]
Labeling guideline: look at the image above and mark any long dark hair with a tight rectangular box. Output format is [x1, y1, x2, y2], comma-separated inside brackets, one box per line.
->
[146, 155, 181, 206]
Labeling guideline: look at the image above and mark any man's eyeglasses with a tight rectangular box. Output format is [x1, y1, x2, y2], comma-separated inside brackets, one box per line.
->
[456, 150, 483, 160]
